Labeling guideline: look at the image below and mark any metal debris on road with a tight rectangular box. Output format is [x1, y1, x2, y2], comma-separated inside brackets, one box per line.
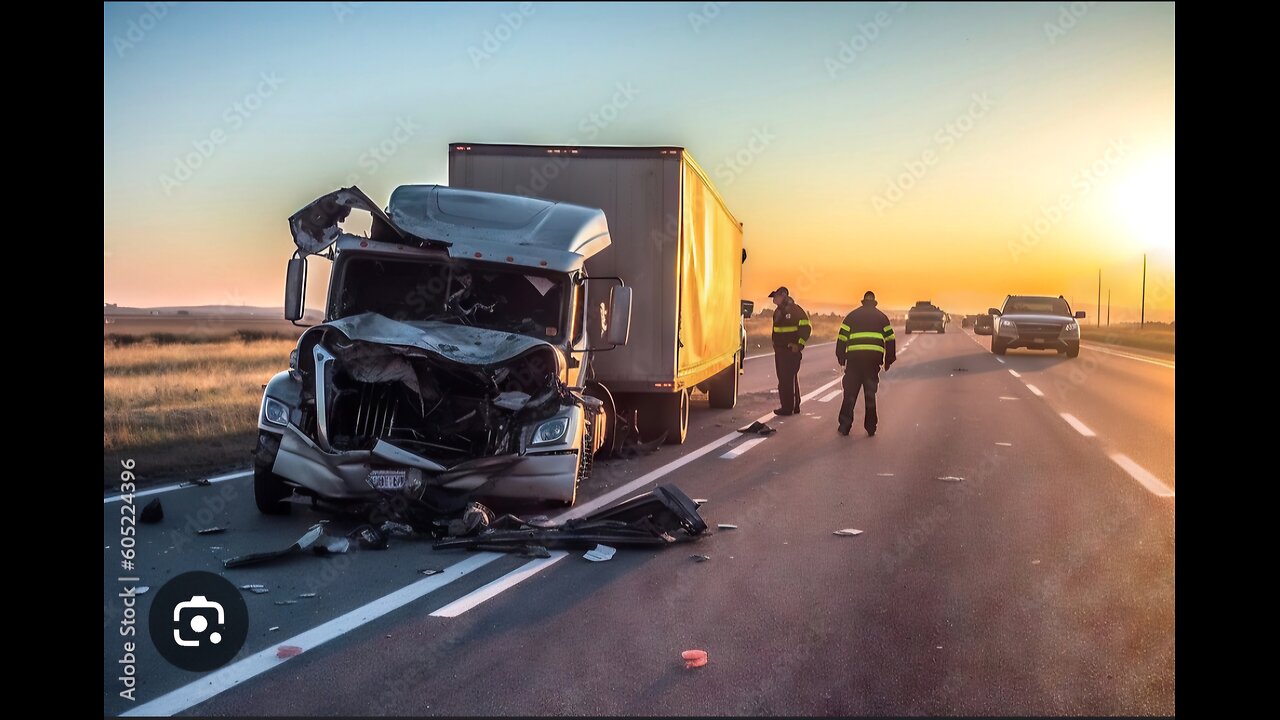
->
[380, 521, 416, 537]
[224, 525, 325, 569]
[140, 499, 164, 524]
[717, 524, 738, 530]
[419, 568, 443, 576]
[315, 534, 351, 555]
[269, 626, 280, 632]
[298, 592, 318, 598]
[737, 421, 777, 436]
[936, 476, 964, 483]
[348, 524, 390, 550]
[682, 649, 709, 668]
[583, 544, 617, 562]
[197, 527, 227, 535]
[833, 529, 864, 536]
[240, 584, 270, 594]
[276, 645, 303, 659]
[691, 554, 711, 562]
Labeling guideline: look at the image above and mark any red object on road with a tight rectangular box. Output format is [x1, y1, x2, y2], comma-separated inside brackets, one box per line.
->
[276, 645, 303, 659]
[682, 649, 708, 668]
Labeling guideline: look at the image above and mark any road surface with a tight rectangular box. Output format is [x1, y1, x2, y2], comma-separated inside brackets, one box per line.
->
[103, 327, 1174, 716]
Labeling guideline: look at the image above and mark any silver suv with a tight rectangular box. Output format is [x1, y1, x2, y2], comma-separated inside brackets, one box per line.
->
[988, 295, 1085, 358]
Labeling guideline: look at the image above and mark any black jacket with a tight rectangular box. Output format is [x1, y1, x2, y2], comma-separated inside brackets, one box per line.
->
[836, 301, 896, 368]
[772, 300, 812, 350]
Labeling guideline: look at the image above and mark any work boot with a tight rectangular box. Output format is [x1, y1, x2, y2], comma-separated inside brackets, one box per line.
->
[866, 427, 876, 437]
[773, 408, 794, 416]
[837, 425, 850, 436]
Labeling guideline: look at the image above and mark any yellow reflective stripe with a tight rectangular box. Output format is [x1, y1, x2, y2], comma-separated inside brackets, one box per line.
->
[840, 324, 851, 332]
[773, 325, 799, 333]
[797, 319, 811, 326]
[797, 337, 807, 346]
[847, 344, 886, 353]
[883, 325, 893, 333]
[884, 332, 896, 341]
[837, 334, 848, 342]
[847, 332, 885, 340]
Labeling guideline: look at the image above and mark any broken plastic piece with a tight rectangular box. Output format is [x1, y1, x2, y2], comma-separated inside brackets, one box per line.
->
[419, 568, 443, 576]
[583, 544, 616, 562]
[197, 527, 227, 535]
[269, 626, 280, 632]
[314, 535, 351, 555]
[140, 498, 164, 524]
[348, 525, 390, 550]
[224, 525, 325, 568]
[683, 649, 709, 668]
[276, 645, 303, 659]
[691, 554, 711, 562]
[380, 521, 416, 537]
[936, 476, 964, 483]
[693, 498, 709, 505]
[717, 524, 738, 530]
[833, 529, 864, 536]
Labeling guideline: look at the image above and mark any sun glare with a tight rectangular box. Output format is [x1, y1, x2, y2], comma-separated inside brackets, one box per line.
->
[1111, 151, 1175, 254]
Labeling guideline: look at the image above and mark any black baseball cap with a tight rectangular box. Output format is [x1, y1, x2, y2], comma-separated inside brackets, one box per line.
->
[769, 286, 789, 299]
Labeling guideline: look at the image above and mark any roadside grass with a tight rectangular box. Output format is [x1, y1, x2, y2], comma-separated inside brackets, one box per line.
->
[1081, 323, 1174, 354]
[744, 314, 848, 356]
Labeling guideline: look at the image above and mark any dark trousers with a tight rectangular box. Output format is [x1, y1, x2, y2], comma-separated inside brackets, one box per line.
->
[774, 348, 802, 413]
[838, 360, 880, 432]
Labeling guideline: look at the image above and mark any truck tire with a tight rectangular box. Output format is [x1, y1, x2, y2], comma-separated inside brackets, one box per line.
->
[992, 339, 1007, 356]
[253, 432, 292, 515]
[659, 389, 690, 444]
[708, 358, 739, 409]
[585, 382, 618, 458]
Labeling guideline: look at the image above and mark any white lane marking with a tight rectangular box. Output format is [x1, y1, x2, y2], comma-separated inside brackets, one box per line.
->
[121, 552, 502, 717]
[430, 552, 569, 617]
[746, 341, 835, 360]
[1081, 343, 1175, 369]
[819, 389, 842, 403]
[1060, 413, 1097, 437]
[104, 469, 251, 505]
[995, 442, 1013, 447]
[721, 436, 769, 459]
[995, 357, 1006, 364]
[1008, 369, 1021, 378]
[1110, 453, 1174, 498]
[1025, 384, 1044, 397]
[559, 374, 845, 521]
[998, 396, 1020, 401]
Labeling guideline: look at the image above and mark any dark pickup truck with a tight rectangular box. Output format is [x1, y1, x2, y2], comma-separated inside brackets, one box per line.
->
[905, 301, 947, 334]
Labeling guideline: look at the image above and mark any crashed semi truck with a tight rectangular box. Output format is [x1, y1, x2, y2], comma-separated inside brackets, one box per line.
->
[448, 144, 747, 444]
[254, 185, 634, 513]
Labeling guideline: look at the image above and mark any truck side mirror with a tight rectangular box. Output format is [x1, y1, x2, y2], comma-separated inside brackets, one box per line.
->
[1075, 310, 1086, 319]
[987, 307, 1001, 316]
[741, 299, 755, 318]
[605, 285, 632, 346]
[285, 255, 307, 322]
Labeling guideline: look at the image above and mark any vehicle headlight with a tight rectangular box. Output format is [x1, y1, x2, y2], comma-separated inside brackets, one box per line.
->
[263, 397, 290, 426]
[1063, 321, 1078, 333]
[531, 417, 569, 446]
[1000, 319, 1016, 329]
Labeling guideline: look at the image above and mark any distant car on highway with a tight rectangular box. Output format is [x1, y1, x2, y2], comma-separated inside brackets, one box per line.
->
[905, 300, 947, 334]
[974, 313, 993, 335]
[988, 295, 1085, 357]
[961, 315, 974, 328]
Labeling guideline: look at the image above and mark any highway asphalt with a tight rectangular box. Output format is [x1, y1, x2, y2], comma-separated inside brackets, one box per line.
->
[103, 328, 1174, 716]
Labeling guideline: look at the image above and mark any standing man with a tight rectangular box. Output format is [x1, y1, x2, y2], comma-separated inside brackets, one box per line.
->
[836, 290, 896, 436]
[769, 286, 811, 416]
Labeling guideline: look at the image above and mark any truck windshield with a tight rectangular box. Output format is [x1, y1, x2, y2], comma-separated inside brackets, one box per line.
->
[332, 256, 567, 342]
[1004, 297, 1071, 316]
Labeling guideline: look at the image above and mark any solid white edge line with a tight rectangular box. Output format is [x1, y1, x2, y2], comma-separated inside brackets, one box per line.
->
[1082, 342, 1175, 369]
[819, 389, 843, 403]
[1059, 413, 1097, 437]
[996, 357, 1006, 364]
[1109, 453, 1175, 498]
[103, 470, 252, 505]
[1008, 369, 1021, 378]
[430, 552, 569, 617]
[1024, 383, 1044, 397]
[121, 552, 503, 717]
[721, 436, 770, 459]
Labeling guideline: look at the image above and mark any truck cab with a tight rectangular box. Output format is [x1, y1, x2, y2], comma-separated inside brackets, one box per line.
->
[253, 185, 631, 514]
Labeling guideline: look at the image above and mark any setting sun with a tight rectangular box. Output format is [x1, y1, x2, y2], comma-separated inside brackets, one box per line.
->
[1112, 151, 1176, 255]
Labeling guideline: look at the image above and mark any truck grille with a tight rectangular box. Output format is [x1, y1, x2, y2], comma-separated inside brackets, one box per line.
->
[1016, 322, 1064, 339]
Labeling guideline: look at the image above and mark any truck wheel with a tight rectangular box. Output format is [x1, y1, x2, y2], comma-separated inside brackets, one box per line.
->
[585, 382, 618, 457]
[992, 339, 1007, 356]
[253, 432, 292, 515]
[659, 389, 690, 444]
[708, 358, 739, 409]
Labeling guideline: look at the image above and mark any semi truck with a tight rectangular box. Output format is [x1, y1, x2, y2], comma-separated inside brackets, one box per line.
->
[448, 143, 747, 446]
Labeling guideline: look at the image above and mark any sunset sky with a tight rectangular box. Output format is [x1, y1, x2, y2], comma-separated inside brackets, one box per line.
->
[103, 2, 1175, 320]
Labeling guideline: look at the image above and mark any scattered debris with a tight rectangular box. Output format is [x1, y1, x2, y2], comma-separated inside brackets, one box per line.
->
[276, 645, 303, 659]
[380, 521, 416, 537]
[995, 442, 1013, 447]
[197, 526, 227, 535]
[520, 545, 552, 559]
[274, 600, 297, 606]
[298, 592, 318, 599]
[691, 554, 711, 562]
[348, 525, 389, 550]
[418, 568, 443, 577]
[583, 544, 617, 562]
[140, 499, 164, 524]
[833, 529, 864, 537]
[693, 498, 709, 505]
[737, 421, 777, 436]
[315, 534, 351, 555]
[936, 476, 964, 483]
[240, 584, 270, 595]
[492, 390, 531, 411]
[224, 525, 324, 569]
[683, 649, 709, 668]
[180, 478, 212, 488]
[269, 626, 280, 632]
[717, 524, 738, 530]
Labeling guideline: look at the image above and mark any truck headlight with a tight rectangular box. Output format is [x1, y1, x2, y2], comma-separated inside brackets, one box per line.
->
[263, 397, 290, 426]
[531, 417, 569, 446]
[1063, 321, 1078, 333]
[1000, 319, 1016, 330]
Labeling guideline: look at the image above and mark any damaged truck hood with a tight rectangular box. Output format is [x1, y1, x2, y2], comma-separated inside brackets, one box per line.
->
[316, 312, 561, 367]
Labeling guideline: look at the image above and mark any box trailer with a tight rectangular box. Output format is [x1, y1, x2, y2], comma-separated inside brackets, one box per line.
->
[449, 143, 746, 444]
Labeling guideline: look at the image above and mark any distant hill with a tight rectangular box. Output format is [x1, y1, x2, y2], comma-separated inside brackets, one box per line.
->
[104, 304, 324, 321]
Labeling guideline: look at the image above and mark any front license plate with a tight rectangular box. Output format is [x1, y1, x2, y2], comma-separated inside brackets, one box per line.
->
[367, 469, 408, 491]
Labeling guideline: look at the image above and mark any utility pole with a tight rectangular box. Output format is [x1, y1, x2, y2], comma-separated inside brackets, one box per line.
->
[1141, 253, 1147, 327]
[1097, 269, 1101, 327]
[1107, 289, 1111, 327]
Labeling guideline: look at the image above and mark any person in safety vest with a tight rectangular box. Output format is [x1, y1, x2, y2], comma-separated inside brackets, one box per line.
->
[769, 286, 811, 416]
[836, 290, 896, 436]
